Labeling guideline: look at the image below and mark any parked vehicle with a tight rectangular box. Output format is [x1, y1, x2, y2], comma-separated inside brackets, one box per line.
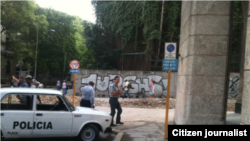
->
[67, 81, 73, 89]
[0, 88, 112, 141]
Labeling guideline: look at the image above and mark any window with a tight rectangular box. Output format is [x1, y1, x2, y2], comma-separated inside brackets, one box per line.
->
[36, 95, 69, 111]
[1, 94, 33, 110]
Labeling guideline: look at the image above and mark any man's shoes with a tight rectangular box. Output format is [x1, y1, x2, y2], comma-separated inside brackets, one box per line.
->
[116, 122, 124, 124]
[110, 124, 117, 127]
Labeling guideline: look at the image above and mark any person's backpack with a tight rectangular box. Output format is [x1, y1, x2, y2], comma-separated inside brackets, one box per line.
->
[127, 83, 132, 89]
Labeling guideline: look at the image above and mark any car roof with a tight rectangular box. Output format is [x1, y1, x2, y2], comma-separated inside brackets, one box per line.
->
[0, 88, 62, 99]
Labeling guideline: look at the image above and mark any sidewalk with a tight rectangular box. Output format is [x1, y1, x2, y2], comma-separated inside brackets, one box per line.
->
[96, 107, 241, 141]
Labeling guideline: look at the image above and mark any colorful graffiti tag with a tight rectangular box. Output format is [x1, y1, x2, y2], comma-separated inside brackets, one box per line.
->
[79, 73, 175, 98]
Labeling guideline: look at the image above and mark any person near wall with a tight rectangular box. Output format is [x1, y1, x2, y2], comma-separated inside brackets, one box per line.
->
[109, 76, 124, 127]
[62, 80, 67, 94]
[17, 75, 42, 103]
[32, 79, 44, 88]
[80, 81, 95, 108]
[18, 75, 25, 87]
[56, 79, 61, 90]
[12, 75, 19, 87]
[123, 80, 131, 99]
[149, 78, 156, 98]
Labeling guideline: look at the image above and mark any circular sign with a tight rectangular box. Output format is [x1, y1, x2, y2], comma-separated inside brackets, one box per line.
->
[69, 60, 80, 69]
[166, 44, 175, 53]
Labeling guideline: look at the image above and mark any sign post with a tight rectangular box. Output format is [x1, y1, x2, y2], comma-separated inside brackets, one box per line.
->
[164, 70, 171, 139]
[69, 60, 80, 105]
[164, 43, 176, 59]
[163, 42, 177, 139]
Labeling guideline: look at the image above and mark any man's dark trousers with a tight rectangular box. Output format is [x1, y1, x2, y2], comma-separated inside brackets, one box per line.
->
[109, 98, 122, 125]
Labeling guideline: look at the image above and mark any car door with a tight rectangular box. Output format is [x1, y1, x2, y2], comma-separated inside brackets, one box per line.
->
[32, 94, 73, 136]
[1, 93, 34, 138]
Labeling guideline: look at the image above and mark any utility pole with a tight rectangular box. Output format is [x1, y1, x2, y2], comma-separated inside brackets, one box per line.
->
[34, 30, 38, 79]
[63, 53, 66, 73]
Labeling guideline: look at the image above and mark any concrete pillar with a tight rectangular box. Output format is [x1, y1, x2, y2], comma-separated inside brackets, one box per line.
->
[241, 1, 250, 125]
[174, 1, 231, 124]
[235, 1, 249, 114]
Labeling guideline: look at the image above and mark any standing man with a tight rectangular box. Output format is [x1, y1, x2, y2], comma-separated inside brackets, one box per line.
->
[20, 75, 36, 88]
[56, 79, 61, 90]
[80, 81, 95, 108]
[109, 76, 124, 127]
[123, 80, 131, 99]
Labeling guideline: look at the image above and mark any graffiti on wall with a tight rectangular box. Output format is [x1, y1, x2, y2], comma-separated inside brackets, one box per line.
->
[228, 76, 240, 98]
[80, 74, 170, 97]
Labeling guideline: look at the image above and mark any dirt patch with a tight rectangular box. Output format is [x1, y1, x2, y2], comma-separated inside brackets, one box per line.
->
[65, 96, 236, 111]
[1, 94, 236, 111]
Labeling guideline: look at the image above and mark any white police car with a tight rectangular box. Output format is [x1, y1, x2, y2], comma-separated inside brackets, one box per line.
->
[0, 88, 112, 141]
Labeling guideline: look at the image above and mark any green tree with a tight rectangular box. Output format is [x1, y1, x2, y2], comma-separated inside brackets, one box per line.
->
[1, 0, 37, 33]
[91, 1, 181, 70]
[35, 8, 78, 75]
[1, 0, 49, 70]
[81, 21, 121, 69]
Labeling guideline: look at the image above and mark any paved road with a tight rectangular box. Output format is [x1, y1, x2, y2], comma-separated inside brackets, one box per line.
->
[2, 132, 117, 141]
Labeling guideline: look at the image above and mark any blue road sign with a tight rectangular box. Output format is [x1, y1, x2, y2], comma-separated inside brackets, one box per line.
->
[166, 44, 175, 53]
[162, 59, 178, 71]
[70, 69, 80, 74]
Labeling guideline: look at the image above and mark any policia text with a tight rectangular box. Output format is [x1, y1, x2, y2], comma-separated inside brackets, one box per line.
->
[13, 121, 53, 129]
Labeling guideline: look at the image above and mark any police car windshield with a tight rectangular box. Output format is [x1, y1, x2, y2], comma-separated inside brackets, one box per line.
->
[63, 95, 75, 111]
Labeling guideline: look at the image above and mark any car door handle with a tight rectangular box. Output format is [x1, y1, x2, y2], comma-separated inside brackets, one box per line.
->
[1, 113, 4, 116]
[36, 113, 43, 116]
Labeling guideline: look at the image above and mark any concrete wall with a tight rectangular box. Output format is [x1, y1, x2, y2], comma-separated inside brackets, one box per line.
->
[241, 1, 250, 125]
[174, 1, 231, 124]
[72, 70, 178, 98]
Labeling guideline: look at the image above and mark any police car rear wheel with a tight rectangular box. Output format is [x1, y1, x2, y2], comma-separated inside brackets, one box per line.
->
[78, 124, 99, 141]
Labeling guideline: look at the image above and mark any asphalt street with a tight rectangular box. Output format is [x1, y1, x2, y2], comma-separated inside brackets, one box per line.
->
[2, 133, 116, 141]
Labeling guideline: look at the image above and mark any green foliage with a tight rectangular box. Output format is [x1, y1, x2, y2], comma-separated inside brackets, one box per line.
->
[93, 1, 180, 45]
[90, 1, 181, 70]
[93, 1, 159, 46]
[1, 0, 37, 33]
[35, 8, 79, 73]
[230, 1, 244, 72]
[1, 0, 49, 70]
[81, 21, 121, 69]
[1, 0, 87, 76]
[162, 1, 181, 42]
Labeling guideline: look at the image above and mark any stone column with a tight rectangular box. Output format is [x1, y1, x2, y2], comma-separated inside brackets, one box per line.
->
[174, 1, 231, 124]
[241, 1, 250, 125]
[235, 1, 249, 114]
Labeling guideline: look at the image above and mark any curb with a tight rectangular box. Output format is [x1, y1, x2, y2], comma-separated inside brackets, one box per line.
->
[113, 132, 124, 141]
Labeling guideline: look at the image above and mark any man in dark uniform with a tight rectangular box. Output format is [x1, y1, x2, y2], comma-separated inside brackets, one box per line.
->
[109, 76, 124, 127]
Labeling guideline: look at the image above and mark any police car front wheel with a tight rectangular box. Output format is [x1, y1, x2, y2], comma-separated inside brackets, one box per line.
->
[78, 124, 99, 141]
